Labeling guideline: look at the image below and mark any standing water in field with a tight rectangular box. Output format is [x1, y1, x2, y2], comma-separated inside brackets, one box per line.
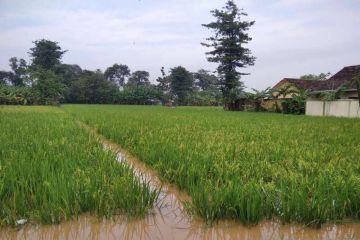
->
[2, 124, 360, 240]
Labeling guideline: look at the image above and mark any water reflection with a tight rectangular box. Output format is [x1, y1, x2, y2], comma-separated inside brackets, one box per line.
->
[2, 215, 359, 240]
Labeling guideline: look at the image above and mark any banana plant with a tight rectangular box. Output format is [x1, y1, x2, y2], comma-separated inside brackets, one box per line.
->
[250, 87, 272, 111]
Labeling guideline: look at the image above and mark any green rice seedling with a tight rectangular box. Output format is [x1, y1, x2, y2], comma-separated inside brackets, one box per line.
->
[0, 106, 158, 226]
[63, 104, 360, 226]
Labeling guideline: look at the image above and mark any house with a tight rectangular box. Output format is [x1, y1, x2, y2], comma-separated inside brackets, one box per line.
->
[262, 64, 360, 111]
[273, 64, 360, 99]
[271, 78, 326, 98]
[317, 65, 360, 99]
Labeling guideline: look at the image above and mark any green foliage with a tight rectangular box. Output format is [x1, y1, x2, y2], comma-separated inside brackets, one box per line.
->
[193, 69, 219, 91]
[68, 72, 118, 104]
[300, 72, 331, 81]
[0, 71, 13, 85]
[187, 90, 222, 106]
[127, 71, 150, 87]
[281, 99, 304, 114]
[281, 89, 307, 115]
[312, 87, 346, 101]
[202, 0, 255, 109]
[32, 68, 64, 105]
[117, 85, 160, 105]
[223, 88, 247, 111]
[271, 85, 299, 99]
[53, 64, 83, 102]
[1, 39, 231, 107]
[271, 85, 299, 113]
[54, 64, 83, 87]
[9, 57, 28, 86]
[0, 85, 38, 105]
[351, 73, 360, 104]
[249, 87, 272, 112]
[156, 67, 170, 91]
[169, 66, 194, 105]
[65, 105, 360, 225]
[0, 106, 158, 225]
[29, 39, 67, 70]
[104, 64, 130, 87]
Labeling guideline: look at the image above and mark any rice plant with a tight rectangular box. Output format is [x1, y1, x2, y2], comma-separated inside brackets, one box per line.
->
[64, 104, 360, 225]
[0, 106, 158, 226]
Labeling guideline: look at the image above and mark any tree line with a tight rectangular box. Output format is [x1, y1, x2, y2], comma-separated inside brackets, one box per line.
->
[0, 39, 223, 106]
[1, 0, 259, 110]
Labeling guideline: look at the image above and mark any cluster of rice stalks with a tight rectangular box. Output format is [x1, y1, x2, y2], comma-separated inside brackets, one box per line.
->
[64, 105, 360, 225]
[0, 106, 158, 226]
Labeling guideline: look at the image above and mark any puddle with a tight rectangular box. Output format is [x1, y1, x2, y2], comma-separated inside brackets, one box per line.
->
[1, 215, 359, 240]
[1, 124, 360, 239]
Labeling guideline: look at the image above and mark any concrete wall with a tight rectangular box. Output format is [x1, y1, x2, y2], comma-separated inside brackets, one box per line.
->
[306, 100, 360, 118]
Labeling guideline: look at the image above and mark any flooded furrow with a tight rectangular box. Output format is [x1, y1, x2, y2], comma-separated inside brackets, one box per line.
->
[1, 124, 360, 239]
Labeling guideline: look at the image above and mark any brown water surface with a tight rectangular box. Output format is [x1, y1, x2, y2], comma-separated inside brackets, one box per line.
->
[1, 125, 359, 240]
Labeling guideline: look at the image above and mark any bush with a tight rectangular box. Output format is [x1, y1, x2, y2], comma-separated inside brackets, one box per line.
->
[282, 97, 305, 115]
[187, 91, 222, 106]
[117, 85, 161, 105]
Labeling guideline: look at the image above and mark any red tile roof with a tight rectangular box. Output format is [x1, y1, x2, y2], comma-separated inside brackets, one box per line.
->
[273, 65, 360, 91]
[274, 78, 328, 91]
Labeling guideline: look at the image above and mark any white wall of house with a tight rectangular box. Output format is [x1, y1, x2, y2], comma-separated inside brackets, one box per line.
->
[306, 100, 360, 118]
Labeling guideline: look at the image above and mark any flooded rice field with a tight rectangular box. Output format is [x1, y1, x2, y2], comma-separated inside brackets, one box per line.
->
[1, 127, 360, 240]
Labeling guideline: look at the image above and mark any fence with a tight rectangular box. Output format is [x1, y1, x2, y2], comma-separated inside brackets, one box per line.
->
[306, 99, 360, 118]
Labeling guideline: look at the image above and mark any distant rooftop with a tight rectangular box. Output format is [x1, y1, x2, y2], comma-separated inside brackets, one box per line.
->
[273, 64, 360, 91]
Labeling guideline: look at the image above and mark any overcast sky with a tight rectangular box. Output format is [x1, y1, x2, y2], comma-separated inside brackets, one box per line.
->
[0, 0, 359, 90]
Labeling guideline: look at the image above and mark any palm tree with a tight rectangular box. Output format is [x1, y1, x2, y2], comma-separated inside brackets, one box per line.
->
[271, 85, 299, 113]
[250, 87, 272, 111]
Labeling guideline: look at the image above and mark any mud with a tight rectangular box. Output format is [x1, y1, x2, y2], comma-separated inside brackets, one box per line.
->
[1, 125, 359, 240]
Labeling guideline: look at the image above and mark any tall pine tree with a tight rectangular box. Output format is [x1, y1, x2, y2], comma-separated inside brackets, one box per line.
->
[202, 0, 255, 110]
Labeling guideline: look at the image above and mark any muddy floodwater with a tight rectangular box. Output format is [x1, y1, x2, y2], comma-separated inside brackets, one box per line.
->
[1, 126, 360, 240]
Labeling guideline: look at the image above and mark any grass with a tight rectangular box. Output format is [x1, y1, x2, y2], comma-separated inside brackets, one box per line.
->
[64, 104, 360, 225]
[0, 106, 158, 226]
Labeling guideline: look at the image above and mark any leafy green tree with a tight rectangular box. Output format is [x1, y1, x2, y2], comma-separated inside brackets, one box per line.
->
[156, 67, 170, 92]
[127, 71, 150, 87]
[69, 72, 118, 104]
[193, 69, 219, 91]
[188, 90, 222, 106]
[300, 72, 331, 81]
[118, 85, 160, 105]
[156, 67, 172, 103]
[53, 64, 83, 102]
[29, 39, 67, 70]
[54, 64, 82, 86]
[0, 71, 14, 85]
[9, 57, 28, 86]
[104, 64, 130, 87]
[32, 68, 64, 105]
[169, 66, 194, 105]
[202, 0, 255, 110]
